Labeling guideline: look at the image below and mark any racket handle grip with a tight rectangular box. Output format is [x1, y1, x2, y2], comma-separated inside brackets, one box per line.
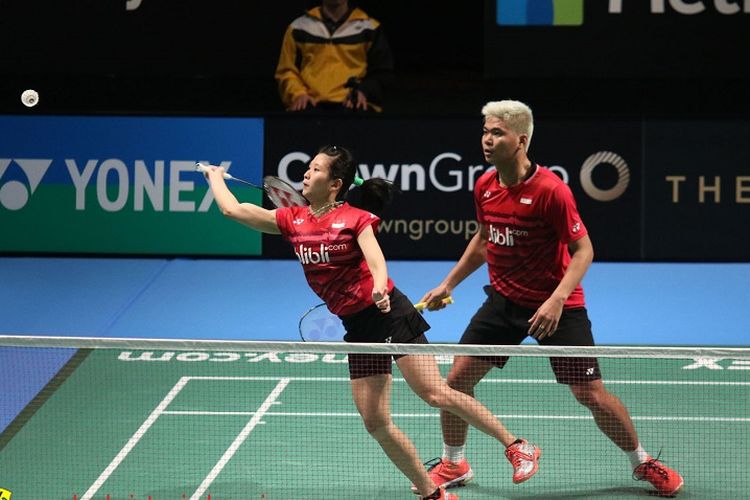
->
[414, 296, 454, 312]
[195, 162, 233, 180]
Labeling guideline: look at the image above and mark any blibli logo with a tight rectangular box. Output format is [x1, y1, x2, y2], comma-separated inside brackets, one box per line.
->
[0, 159, 52, 210]
[489, 225, 515, 247]
[488, 225, 529, 247]
[496, 0, 584, 26]
[295, 243, 331, 265]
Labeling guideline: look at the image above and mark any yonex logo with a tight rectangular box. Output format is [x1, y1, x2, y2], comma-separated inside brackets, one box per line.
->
[0, 159, 52, 210]
[496, 0, 584, 26]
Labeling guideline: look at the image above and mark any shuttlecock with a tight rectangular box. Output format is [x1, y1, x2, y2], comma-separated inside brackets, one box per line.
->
[21, 89, 39, 107]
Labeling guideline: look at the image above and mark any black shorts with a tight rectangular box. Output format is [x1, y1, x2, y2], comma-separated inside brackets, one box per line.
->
[459, 285, 601, 385]
[342, 287, 430, 379]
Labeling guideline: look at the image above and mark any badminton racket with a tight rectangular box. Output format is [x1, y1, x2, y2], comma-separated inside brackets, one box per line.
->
[196, 162, 308, 208]
[299, 296, 454, 342]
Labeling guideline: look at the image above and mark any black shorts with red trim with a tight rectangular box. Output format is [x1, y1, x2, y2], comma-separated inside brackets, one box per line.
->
[459, 285, 601, 385]
[342, 287, 430, 379]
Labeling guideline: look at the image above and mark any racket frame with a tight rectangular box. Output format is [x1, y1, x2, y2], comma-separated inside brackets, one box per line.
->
[195, 162, 307, 208]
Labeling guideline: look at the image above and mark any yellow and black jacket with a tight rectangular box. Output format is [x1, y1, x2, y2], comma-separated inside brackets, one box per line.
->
[274, 7, 394, 112]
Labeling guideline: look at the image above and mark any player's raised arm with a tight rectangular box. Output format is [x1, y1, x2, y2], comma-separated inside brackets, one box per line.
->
[205, 166, 280, 234]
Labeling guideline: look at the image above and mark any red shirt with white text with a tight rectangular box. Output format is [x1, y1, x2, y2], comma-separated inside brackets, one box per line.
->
[276, 202, 394, 316]
[474, 165, 587, 309]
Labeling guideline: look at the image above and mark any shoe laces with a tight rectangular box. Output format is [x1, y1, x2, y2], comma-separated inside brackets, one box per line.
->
[506, 446, 530, 468]
[633, 450, 670, 482]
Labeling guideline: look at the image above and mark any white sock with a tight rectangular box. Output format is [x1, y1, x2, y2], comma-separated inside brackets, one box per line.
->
[626, 444, 650, 469]
[443, 444, 465, 463]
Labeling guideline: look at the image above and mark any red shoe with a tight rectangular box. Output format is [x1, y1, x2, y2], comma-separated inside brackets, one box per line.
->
[411, 458, 474, 493]
[504, 439, 541, 484]
[633, 456, 684, 496]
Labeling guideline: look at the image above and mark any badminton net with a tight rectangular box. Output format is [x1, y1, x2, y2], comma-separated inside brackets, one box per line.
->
[0, 336, 748, 499]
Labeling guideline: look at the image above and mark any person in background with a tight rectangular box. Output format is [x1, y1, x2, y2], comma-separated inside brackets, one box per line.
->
[275, 0, 394, 112]
[420, 100, 684, 497]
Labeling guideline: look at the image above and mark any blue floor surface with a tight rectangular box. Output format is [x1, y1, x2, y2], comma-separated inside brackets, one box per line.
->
[1, 257, 748, 346]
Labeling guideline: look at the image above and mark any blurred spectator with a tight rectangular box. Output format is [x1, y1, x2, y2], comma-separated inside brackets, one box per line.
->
[275, 0, 394, 113]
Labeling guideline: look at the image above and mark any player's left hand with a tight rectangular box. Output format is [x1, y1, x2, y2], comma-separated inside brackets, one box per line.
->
[372, 289, 391, 314]
[528, 296, 564, 340]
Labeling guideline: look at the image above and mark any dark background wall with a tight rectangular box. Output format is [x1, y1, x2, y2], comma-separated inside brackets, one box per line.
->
[3, 0, 748, 118]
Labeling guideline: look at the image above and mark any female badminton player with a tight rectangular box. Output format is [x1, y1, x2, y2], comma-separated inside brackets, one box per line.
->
[204, 145, 541, 499]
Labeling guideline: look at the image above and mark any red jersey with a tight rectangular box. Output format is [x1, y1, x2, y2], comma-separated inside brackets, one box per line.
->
[474, 165, 588, 309]
[276, 202, 394, 316]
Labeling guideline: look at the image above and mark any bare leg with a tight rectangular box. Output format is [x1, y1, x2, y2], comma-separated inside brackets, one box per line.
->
[569, 379, 639, 451]
[350, 373, 438, 496]
[436, 355, 495, 447]
[396, 354, 515, 446]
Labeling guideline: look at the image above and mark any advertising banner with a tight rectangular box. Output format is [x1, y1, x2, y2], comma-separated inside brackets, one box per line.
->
[643, 120, 750, 260]
[0, 115, 264, 255]
[264, 116, 641, 261]
[264, 116, 482, 260]
[484, 0, 750, 79]
[532, 118, 642, 261]
[7, 114, 745, 260]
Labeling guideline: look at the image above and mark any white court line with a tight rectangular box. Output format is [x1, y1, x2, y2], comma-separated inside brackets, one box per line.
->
[185, 375, 750, 386]
[81, 376, 191, 500]
[190, 378, 290, 500]
[161, 410, 750, 423]
[487, 379, 750, 386]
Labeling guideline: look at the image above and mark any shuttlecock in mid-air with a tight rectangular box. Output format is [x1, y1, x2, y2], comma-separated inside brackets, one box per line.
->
[21, 89, 39, 107]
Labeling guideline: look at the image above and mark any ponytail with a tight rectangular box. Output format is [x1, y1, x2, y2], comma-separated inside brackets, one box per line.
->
[354, 177, 400, 216]
[318, 144, 400, 216]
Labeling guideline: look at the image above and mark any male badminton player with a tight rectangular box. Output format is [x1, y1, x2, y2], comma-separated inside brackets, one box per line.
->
[204, 145, 541, 499]
[419, 100, 684, 496]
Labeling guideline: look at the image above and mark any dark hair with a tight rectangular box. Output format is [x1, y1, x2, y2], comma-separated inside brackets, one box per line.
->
[318, 145, 399, 216]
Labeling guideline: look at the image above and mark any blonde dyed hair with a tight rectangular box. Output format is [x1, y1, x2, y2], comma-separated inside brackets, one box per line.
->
[481, 100, 534, 152]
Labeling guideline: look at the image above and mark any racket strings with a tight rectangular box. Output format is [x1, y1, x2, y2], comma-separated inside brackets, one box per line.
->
[264, 176, 308, 208]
